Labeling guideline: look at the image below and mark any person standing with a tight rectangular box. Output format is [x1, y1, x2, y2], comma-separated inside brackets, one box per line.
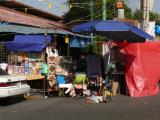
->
[46, 43, 59, 95]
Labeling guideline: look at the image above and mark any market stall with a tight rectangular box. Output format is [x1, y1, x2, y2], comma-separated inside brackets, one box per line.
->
[4, 34, 80, 96]
[72, 20, 155, 98]
[4, 35, 52, 80]
[100, 42, 160, 97]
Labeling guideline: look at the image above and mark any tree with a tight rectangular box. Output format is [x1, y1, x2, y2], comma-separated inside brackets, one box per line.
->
[63, 0, 91, 25]
[132, 9, 143, 22]
[123, 5, 132, 19]
[63, 0, 132, 54]
[63, 0, 132, 25]
[150, 12, 160, 24]
[133, 9, 160, 24]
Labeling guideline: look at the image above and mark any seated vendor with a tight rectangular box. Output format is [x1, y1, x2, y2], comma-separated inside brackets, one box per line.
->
[57, 75, 76, 97]
[75, 54, 87, 74]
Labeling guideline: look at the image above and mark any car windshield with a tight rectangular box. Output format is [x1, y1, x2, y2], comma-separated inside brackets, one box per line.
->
[0, 68, 9, 75]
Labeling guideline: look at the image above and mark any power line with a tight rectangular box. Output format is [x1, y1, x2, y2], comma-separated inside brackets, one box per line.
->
[64, 3, 116, 25]
[64, 9, 103, 25]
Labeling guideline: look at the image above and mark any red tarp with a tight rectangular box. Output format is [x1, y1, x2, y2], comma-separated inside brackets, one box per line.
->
[122, 42, 160, 97]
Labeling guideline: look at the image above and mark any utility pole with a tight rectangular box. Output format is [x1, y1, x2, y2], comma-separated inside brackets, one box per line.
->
[141, 0, 150, 31]
[102, 0, 106, 20]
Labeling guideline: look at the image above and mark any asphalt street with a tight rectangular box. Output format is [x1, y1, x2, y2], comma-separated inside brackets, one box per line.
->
[0, 94, 160, 120]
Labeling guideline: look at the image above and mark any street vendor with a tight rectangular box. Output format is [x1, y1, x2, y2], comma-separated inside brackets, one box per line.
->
[45, 43, 59, 95]
[106, 46, 126, 96]
[46, 43, 59, 58]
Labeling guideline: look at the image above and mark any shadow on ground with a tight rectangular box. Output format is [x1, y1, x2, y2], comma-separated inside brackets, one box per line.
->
[0, 95, 27, 106]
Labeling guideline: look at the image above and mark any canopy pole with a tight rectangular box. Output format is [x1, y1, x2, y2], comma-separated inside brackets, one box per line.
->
[54, 34, 57, 50]
[67, 42, 70, 57]
[43, 29, 49, 98]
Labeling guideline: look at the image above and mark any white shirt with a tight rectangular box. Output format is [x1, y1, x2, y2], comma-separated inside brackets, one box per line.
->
[46, 47, 58, 57]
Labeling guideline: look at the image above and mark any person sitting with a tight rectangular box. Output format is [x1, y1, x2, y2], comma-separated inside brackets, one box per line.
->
[75, 54, 87, 74]
[56, 75, 76, 97]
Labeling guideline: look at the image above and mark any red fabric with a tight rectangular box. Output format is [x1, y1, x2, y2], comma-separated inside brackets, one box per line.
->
[122, 42, 160, 97]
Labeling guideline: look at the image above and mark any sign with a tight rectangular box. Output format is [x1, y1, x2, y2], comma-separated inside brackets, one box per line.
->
[116, 1, 124, 9]
[65, 35, 69, 44]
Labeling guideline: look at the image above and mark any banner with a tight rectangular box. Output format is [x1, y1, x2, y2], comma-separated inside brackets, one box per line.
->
[123, 42, 160, 97]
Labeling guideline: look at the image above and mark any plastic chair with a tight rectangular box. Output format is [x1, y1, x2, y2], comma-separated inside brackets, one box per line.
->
[56, 75, 66, 96]
[74, 73, 87, 96]
[56, 75, 75, 97]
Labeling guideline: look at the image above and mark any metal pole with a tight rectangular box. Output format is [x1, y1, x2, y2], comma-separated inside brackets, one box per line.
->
[141, 0, 150, 31]
[43, 32, 48, 97]
[67, 42, 69, 57]
[102, 0, 106, 20]
[102, 0, 107, 56]
[90, 0, 93, 45]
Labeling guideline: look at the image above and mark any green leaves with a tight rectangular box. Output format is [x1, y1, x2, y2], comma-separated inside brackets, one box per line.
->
[63, 0, 132, 25]
[133, 9, 160, 24]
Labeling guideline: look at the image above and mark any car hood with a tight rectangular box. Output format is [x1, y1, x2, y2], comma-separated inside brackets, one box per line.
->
[0, 75, 26, 82]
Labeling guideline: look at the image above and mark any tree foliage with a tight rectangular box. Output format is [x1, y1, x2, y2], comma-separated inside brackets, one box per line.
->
[63, 0, 133, 54]
[150, 12, 160, 24]
[132, 9, 143, 22]
[123, 5, 132, 19]
[63, 0, 91, 25]
[63, 0, 132, 25]
[133, 9, 160, 24]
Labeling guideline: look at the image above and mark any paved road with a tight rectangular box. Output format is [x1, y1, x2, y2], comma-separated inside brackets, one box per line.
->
[0, 94, 160, 120]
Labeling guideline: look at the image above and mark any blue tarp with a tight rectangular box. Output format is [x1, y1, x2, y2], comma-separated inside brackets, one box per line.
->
[4, 35, 51, 52]
[70, 36, 91, 48]
[72, 20, 154, 42]
[155, 25, 160, 34]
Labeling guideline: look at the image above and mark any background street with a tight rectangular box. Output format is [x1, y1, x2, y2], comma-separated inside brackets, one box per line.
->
[0, 94, 160, 120]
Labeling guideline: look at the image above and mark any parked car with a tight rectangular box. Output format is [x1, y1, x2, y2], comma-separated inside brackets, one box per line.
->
[0, 68, 30, 98]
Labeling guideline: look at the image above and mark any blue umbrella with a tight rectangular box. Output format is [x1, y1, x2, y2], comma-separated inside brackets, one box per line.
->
[72, 20, 154, 42]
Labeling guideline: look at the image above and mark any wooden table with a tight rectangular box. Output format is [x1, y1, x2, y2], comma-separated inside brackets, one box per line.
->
[26, 74, 45, 81]
[25, 74, 46, 96]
